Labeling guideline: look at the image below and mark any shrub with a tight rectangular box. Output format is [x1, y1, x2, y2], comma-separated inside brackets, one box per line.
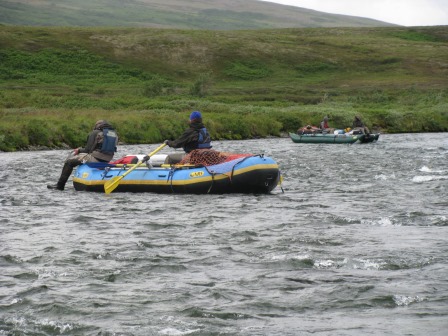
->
[26, 119, 52, 146]
[189, 72, 213, 97]
[223, 61, 270, 80]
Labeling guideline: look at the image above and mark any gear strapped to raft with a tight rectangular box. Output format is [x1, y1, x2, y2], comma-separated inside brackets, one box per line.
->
[179, 149, 251, 166]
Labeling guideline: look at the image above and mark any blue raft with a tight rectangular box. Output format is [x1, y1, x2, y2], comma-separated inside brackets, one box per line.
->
[73, 154, 281, 194]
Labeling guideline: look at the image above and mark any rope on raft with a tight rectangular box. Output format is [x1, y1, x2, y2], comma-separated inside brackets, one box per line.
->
[179, 149, 252, 166]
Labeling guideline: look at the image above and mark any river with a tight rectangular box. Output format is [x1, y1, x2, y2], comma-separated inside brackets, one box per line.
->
[1, 133, 447, 335]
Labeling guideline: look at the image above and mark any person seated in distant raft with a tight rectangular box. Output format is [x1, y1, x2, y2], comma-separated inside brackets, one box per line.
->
[164, 111, 212, 165]
[319, 116, 334, 134]
[47, 120, 118, 191]
[352, 115, 371, 135]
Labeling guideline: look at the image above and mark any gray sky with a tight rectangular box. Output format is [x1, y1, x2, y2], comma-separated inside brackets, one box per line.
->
[260, 0, 448, 26]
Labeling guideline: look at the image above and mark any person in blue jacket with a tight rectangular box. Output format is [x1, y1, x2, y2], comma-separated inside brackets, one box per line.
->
[47, 120, 118, 190]
[164, 111, 212, 164]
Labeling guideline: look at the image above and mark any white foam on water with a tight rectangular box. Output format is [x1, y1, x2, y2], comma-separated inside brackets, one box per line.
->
[412, 175, 448, 183]
[364, 217, 399, 227]
[37, 319, 74, 333]
[314, 258, 385, 270]
[419, 166, 444, 173]
[36, 268, 69, 279]
[160, 328, 201, 335]
[10, 316, 26, 328]
[271, 253, 311, 261]
[11, 298, 23, 305]
[343, 258, 384, 270]
[430, 215, 447, 225]
[393, 295, 423, 306]
[374, 173, 396, 180]
[313, 259, 335, 268]
[37, 269, 56, 279]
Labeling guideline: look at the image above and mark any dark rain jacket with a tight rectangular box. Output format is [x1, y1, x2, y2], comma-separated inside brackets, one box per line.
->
[79, 121, 117, 162]
[353, 118, 365, 128]
[166, 121, 211, 153]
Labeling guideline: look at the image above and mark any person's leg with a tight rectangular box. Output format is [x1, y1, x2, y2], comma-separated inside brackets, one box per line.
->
[164, 153, 185, 165]
[47, 154, 88, 190]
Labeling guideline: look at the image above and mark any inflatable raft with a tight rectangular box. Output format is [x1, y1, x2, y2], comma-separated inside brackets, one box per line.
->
[73, 153, 281, 194]
[289, 132, 361, 144]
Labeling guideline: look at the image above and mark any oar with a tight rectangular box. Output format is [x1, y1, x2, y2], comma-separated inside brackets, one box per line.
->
[104, 143, 166, 194]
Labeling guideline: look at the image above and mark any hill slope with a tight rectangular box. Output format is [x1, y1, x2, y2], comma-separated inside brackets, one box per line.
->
[0, 0, 395, 29]
[1, 25, 447, 101]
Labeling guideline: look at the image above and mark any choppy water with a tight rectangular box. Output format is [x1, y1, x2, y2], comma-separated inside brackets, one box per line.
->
[1, 133, 447, 336]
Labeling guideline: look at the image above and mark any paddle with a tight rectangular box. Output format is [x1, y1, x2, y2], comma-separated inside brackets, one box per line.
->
[104, 143, 166, 194]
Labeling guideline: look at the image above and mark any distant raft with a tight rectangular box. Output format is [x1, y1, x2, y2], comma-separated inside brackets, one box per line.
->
[73, 152, 281, 194]
[289, 132, 361, 144]
[289, 131, 380, 144]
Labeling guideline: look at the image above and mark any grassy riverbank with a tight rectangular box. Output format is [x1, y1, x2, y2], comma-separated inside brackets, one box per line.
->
[1, 26, 447, 151]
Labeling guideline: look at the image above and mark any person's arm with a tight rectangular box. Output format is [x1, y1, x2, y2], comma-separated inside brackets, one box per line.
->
[167, 128, 195, 149]
[79, 131, 99, 153]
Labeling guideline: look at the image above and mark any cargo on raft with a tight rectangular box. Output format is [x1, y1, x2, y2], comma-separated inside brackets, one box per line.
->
[73, 150, 281, 194]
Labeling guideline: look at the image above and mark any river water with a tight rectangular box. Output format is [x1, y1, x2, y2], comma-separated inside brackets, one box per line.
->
[1, 133, 447, 336]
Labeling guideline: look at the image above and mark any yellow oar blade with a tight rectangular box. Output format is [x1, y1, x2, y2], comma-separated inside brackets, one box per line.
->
[104, 175, 124, 194]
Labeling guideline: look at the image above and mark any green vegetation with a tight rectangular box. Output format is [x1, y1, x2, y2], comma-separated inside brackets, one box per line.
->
[0, 25, 447, 151]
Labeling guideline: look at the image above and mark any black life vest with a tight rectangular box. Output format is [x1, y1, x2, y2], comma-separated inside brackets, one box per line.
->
[197, 127, 212, 149]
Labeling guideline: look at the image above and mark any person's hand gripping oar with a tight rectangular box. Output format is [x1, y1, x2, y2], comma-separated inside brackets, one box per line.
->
[104, 143, 166, 194]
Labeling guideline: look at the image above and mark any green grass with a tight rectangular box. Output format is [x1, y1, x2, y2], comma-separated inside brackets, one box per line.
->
[0, 25, 447, 151]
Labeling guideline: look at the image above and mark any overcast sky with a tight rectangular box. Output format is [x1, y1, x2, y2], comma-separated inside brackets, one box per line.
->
[261, 0, 448, 26]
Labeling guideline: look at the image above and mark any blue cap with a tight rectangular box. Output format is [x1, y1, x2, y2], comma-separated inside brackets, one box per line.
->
[190, 111, 202, 120]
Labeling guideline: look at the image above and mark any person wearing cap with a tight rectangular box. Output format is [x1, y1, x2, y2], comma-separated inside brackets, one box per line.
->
[164, 111, 212, 164]
[47, 120, 118, 190]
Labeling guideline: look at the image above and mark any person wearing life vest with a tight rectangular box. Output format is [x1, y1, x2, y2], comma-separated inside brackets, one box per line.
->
[319, 116, 336, 134]
[47, 120, 118, 190]
[164, 111, 212, 164]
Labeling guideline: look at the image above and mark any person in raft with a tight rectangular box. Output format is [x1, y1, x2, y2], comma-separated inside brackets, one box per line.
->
[47, 120, 118, 190]
[320, 116, 331, 132]
[352, 115, 371, 135]
[163, 111, 212, 165]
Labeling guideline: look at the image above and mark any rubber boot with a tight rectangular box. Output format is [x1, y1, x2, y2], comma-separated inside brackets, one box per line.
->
[47, 163, 74, 190]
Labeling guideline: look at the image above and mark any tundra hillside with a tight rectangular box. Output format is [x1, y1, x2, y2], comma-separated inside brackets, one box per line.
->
[0, 25, 447, 151]
[0, 0, 393, 29]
